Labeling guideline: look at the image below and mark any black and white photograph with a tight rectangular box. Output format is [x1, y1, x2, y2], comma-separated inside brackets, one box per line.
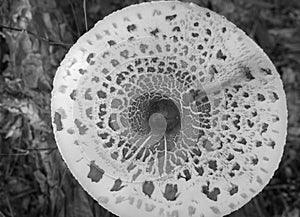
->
[0, 0, 299, 217]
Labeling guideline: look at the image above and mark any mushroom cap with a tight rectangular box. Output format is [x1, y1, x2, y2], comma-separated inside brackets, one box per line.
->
[51, 1, 287, 217]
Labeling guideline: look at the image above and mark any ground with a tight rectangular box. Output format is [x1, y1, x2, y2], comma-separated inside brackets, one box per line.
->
[0, 0, 299, 217]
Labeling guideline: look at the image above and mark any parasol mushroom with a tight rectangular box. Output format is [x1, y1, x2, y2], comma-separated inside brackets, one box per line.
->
[51, 1, 287, 217]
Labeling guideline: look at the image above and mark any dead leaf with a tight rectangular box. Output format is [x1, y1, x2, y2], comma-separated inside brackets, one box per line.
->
[283, 208, 300, 217]
[11, 0, 32, 28]
[69, 187, 94, 217]
[5, 116, 22, 139]
[34, 170, 48, 194]
[21, 53, 43, 89]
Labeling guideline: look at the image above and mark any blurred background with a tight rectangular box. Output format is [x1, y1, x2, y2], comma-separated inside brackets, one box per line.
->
[0, 0, 299, 216]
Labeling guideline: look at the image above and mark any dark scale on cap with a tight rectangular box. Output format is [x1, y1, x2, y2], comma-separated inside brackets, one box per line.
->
[97, 90, 107, 99]
[111, 59, 120, 67]
[54, 112, 63, 131]
[147, 66, 156, 72]
[244, 104, 251, 109]
[232, 115, 241, 130]
[257, 93, 265, 101]
[163, 184, 178, 201]
[107, 40, 116, 46]
[243, 92, 249, 97]
[216, 49, 227, 60]
[92, 76, 100, 83]
[138, 67, 144, 73]
[231, 102, 238, 108]
[229, 185, 238, 195]
[110, 178, 125, 191]
[256, 141, 262, 147]
[150, 28, 159, 36]
[261, 122, 269, 134]
[104, 137, 115, 148]
[195, 166, 204, 176]
[192, 32, 199, 38]
[172, 36, 179, 43]
[208, 160, 217, 171]
[86, 53, 95, 65]
[106, 75, 112, 81]
[84, 88, 92, 100]
[202, 184, 220, 201]
[96, 120, 104, 128]
[197, 44, 204, 50]
[260, 67, 272, 75]
[98, 132, 109, 140]
[79, 69, 87, 74]
[251, 157, 259, 165]
[142, 181, 155, 198]
[127, 24, 137, 32]
[165, 14, 177, 21]
[206, 29, 212, 36]
[232, 162, 240, 171]
[233, 85, 242, 92]
[87, 161, 105, 182]
[247, 119, 254, 128]
[110, 86, 116, 93]
[227, 153, 234, 161]
[210, 65, 219, 74]
[99, 103, 107, 116]
[242, 66, 255, 81]
[272, 92, 279, 101]
[178, 169, 192, 181]
[237, 138, 247, 145]
[111, 152, 118, 160]
[268, 140, 276, 149]
[228, 172, 235, 177]
[103, 82, 109, 88]
[74, 119, 88, 135]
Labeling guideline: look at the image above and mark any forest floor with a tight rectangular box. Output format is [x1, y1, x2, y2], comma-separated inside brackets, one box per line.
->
[0, 0, 299, 217]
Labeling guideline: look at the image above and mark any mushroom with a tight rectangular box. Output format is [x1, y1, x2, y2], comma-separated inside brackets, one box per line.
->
[51, 1, 287, 217]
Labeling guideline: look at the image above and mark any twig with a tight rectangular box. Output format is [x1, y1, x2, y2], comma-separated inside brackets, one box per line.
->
[83, 0, 88, 32]
[10, 189, 37, 201]
[0, 147, 58, 156]
[68, 0, 81, 37]
[0, 210, 5, 217]
[265, 184, 295, 190]
[5, 193, 14, 217]
[0, 25, 73, 47]
[253, 197, 267, 217]
[58, 168, 67, 189]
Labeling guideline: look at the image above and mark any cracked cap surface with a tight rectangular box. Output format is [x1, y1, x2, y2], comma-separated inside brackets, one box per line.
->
[51, 1, 287, 217]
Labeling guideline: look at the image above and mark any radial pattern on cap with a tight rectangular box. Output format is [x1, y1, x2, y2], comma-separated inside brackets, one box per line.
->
[51, 1, 287, 217]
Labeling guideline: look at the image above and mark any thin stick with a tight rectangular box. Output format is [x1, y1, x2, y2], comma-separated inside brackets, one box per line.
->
[5, 193, 15, 217]
[83, 0, 88, 32]
[0, 147, 58, 156]
[253, 197, 267, 217]
[0, 210, 6, 217]
[0, 25, 72, 47]
[10, 189, 37, 201]
[68, 0, 81, 37]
